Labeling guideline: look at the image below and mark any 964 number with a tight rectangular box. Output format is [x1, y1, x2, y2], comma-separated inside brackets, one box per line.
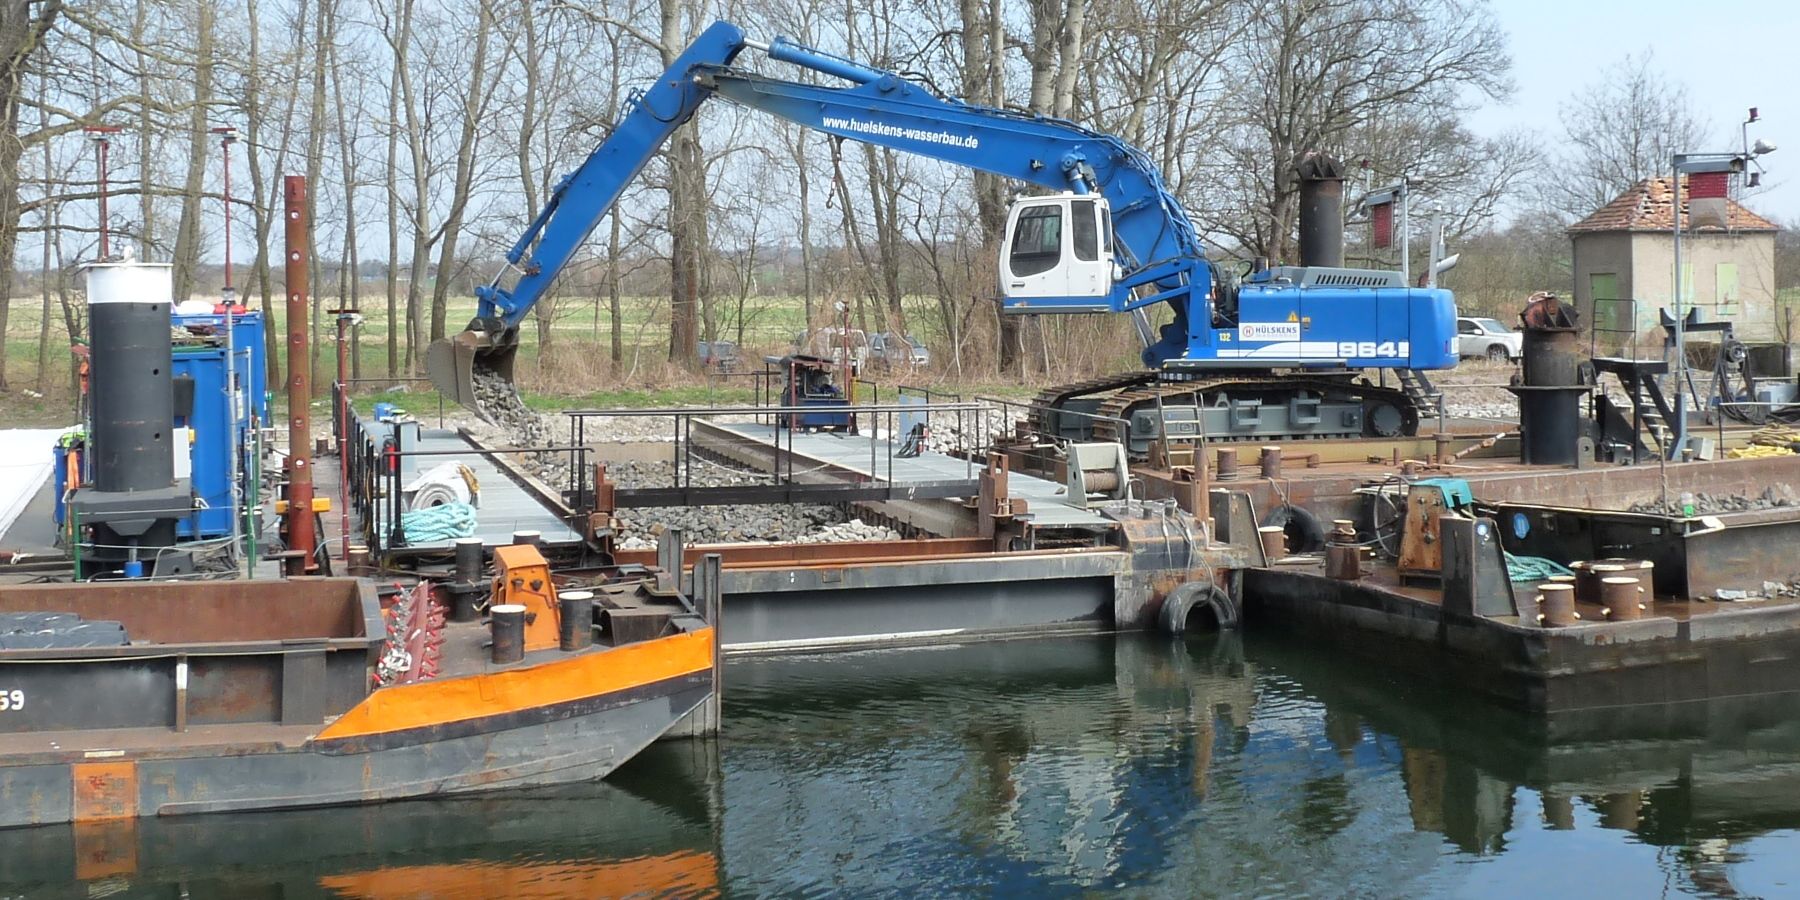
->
[0, 690, 22, 711]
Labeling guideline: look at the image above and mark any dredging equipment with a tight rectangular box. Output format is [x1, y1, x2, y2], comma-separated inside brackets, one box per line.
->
[1508, 292, 1590, 466]
[65, 259, 195, 577]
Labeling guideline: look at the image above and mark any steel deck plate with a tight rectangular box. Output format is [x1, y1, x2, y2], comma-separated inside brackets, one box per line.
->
[713, 423, 1112, 529]
[362, 421, 583, 552]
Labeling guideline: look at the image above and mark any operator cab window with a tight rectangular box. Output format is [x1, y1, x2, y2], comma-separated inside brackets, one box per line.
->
[1010, 206, 1063, 276]
[1072, 200, 1098, 262]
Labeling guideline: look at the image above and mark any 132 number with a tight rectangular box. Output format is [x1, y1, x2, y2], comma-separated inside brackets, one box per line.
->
[0, 690, 22, 712]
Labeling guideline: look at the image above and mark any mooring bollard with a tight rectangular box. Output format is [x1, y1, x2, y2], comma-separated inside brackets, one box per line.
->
[1258, 525, 1287, 562]
[558, 591, 594, 651]
[1259, 445, 1282, 479]
[1601, 576, 1646, 621]
[1538, 583, 1578, 627]
[1326, 519, 1359, 580]
[490, 604, 526, 664]
[1215, 448, 1239, 481]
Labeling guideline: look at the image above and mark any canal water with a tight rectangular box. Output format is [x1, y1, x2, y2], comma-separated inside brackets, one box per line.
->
[6, 632, 1800, 897]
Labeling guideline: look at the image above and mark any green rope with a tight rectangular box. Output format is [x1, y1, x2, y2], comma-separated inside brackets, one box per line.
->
[1505, 552, 1574, 583]
[401, 502, 478, 544]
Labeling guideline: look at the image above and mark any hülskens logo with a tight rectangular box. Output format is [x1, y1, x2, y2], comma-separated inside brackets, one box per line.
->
[1238, 322, 1301, 341]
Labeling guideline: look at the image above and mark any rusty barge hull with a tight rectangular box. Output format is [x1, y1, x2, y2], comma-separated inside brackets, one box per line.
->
[0, 674, 710, 827]
[1245, 565, 1800, 713]
[0, 578, 714, 828]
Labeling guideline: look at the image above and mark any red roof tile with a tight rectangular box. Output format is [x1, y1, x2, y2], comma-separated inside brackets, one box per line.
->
[1566, 176, 1778, 234]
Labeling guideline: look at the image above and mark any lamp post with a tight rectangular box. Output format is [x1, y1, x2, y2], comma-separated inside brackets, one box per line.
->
[1669, 140, 1774, 457]
[210, 126, 239, 308]
[82, 126, 123, 259]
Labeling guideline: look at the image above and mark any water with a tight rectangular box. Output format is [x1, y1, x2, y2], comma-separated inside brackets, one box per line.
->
[7, 632, 1800, 897]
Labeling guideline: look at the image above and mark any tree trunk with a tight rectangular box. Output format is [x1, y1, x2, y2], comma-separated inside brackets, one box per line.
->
[304, 0, 332, 392]
[0, 0, 62, 391]
[430, 0, 496, 348]
[382, 0, 403, 377]
[169, 0, 215, 302]
[132, 0, 154, 259]
[240, 0, 283, 387]
[328, 8, 362, 380]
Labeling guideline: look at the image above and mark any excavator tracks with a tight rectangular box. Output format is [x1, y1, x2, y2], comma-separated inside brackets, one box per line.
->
[1029, 372, 1424, 453]
[1026, 371, 1160, 438]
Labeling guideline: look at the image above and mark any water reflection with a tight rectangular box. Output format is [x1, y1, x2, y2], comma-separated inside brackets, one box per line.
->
[6, 633, 1800, 897]
[0, 777, 722, 898]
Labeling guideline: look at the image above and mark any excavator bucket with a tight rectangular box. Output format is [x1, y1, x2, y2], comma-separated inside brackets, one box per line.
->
[427, 327, 519, 413]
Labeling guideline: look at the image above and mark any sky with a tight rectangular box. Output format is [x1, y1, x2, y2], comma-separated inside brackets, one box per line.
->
[1466, 0, 1799, 223]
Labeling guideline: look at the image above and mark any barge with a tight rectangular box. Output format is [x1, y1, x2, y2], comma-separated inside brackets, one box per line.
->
[0, 561, 716, 828]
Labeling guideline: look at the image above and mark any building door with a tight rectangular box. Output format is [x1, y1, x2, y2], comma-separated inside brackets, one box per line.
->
[1589, 273, 1622, 349]
[1716, 263, 1739, 317]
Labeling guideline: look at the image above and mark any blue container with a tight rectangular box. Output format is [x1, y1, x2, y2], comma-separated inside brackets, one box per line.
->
[52, 443, 68, 526]
[171, 312, 269, 539]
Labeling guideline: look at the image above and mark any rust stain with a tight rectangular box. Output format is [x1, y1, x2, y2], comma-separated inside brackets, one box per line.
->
[71, 761, 138, 822]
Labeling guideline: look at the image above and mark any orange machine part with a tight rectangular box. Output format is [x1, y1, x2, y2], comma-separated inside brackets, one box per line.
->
[491, 543, 560, 651]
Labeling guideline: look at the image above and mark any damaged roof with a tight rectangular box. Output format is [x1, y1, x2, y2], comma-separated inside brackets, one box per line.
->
[1567, 176, 1778, 234]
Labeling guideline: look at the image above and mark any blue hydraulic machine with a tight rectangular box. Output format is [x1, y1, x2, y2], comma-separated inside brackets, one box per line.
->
[170, 311, 269, 539]
[771, 354, 853, 432]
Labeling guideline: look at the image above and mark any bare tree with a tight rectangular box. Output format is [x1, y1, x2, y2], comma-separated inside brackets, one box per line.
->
[1544, 50, 1709, 222]
[1198, 0, 1510, 263]
[168, 0, 216, 301]
[0, 0, 62, 390]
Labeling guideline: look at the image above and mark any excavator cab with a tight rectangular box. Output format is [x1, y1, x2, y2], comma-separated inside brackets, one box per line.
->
[427, 318, 519, 411]
[1000, 194, 1114, 310]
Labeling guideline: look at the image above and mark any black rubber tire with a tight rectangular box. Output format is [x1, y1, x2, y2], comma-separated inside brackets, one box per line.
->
[1159, 581, 1238, 634]
[1486, 344, 1510, 363]
[1263, 503, 1327, 554]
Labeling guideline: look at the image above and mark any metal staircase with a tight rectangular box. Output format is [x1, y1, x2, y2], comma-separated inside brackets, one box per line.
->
[1394, 369, 1442, 422]
[1591, 358, 1680, 460]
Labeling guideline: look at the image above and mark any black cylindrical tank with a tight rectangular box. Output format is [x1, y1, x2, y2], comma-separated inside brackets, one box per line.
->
[86, 262, 175, 493]
[1296, 151, 1345, 268]
[1508, 301, 1588, 466]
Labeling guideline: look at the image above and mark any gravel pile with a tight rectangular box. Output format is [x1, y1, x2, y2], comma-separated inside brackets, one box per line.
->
[1627, 487, 1795, 515]
[469, 371, 569, 485]
[603, 459, 897, 545]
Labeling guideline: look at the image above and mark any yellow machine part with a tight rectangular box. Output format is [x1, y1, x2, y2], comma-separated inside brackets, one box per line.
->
[491, 543, 561, 652]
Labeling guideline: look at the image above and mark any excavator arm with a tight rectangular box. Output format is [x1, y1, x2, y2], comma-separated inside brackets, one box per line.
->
[428, 19, 1212, 408]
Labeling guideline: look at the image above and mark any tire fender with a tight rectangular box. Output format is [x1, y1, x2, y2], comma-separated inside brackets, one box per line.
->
[1159, 581, 1239, 634]
[1263, 503, 1327, 554]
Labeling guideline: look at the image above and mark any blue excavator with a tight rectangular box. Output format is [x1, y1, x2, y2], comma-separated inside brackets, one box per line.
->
[427, 20, 1458, 448]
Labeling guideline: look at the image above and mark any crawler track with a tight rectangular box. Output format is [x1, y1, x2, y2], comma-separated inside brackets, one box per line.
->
[1029, 371, 1423, 448]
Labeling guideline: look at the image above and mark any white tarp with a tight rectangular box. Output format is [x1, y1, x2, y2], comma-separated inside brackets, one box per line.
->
[0, 428, 73, 545]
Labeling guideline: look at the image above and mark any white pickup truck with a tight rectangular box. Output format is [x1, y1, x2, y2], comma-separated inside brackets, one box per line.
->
[1456, 316, 1522, 363]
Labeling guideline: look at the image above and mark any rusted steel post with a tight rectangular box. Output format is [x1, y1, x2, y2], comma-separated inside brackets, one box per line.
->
[1601, 576, 1646, 621]
[1259, 445, 1282, 479]
[283, 176, 317, 575]
[1214, 448, 1238, 481]
[1258, 525, 1286, 561]
[1538, 583, 1578, 627]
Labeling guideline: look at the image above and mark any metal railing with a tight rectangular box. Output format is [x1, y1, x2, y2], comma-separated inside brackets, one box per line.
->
[334, 380, 594, 553]
[564, 401, 995, 508]
[332, 377, 447, 428]
[975, 394, 1131, 452]
[1590, 298, 1647, 361]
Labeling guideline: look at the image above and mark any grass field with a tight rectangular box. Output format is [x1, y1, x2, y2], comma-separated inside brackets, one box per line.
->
[0, 287, 1062, 426]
